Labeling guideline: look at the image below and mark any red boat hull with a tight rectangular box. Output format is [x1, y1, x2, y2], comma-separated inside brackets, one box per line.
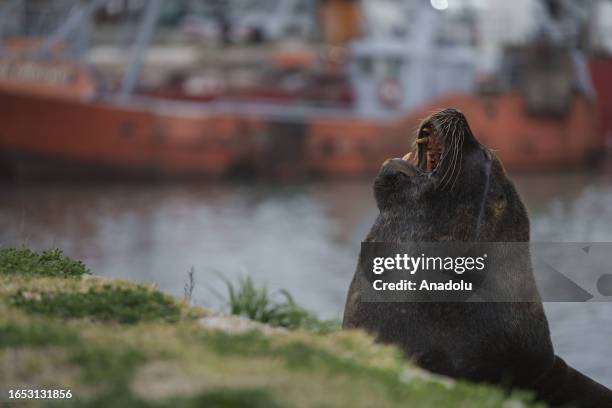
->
[0, 88, 602, 180]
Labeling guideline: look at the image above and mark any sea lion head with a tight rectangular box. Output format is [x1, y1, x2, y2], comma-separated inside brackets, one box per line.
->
[373, 108, 528, 242]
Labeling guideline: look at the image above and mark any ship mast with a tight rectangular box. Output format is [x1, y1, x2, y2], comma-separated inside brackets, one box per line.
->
[119, 0, 163, 98]
[34, 0, 108, 59]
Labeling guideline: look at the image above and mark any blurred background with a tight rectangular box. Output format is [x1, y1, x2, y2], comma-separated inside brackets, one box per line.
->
[0, 0, 611, 388]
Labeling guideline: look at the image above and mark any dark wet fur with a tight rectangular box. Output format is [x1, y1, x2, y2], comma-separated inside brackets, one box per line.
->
[343, 108, 612, 407]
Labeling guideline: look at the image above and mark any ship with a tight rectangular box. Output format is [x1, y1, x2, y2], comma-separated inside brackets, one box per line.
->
[0, 0, 605, 180]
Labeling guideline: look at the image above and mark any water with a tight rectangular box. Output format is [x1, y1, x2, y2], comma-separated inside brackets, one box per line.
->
[1, 168, 611, 387]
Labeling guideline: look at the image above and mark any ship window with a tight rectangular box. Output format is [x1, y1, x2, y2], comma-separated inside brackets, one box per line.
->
[293, 0, 310, 13]
[244, 0, 277, 13]
[357, 57, 373, 75]
[391, 26, 407, 38]
[119, 121, 134, 139]
[152, 126, 166, 145]
[358, 140, 368, 155]
[386, 58, 403, 78]
[286, 24, 302, 36]
[321, 138, 336, 156]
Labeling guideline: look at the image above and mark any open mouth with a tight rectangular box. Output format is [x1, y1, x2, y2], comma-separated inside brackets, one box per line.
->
[403, 124, 443, 173]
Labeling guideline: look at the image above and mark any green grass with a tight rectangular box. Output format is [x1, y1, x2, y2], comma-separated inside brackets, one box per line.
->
[221, 275, 339, 333]
[69, 343, 147, 384]
[0, 319, 79, 348]
[195, 329, 541, 407]
[10, 284, 182, 324]
[0, 247, 89, 278]
[54, 387, 282, 408]
[0, 248, 545, 408]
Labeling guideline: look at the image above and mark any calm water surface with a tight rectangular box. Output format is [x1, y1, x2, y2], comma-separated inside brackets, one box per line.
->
[1, 168, 611, 387]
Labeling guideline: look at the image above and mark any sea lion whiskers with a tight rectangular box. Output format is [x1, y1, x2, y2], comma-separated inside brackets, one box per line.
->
[443, 114, 465, 191]
[446, 119, 465, 191]
[429, 115, 462, 191]
[439, 119, 458, 181]
[437, 125, 455, 188]
[449, 128, 464, 191]
[416, 116, 448, 173]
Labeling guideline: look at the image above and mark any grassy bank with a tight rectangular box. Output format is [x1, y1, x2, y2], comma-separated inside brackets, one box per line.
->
[0, 247, 543, 407]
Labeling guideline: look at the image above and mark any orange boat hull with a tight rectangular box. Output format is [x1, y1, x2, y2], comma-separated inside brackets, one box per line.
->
[0, 88, 602, 180]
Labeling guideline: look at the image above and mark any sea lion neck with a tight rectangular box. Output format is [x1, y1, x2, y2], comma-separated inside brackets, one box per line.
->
[370, 187, 481, 243]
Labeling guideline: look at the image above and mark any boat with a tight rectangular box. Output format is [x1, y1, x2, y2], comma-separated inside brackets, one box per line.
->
[0, 0, 604, 180]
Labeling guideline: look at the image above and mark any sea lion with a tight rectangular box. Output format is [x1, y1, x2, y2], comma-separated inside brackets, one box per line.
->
[343, 108, 612, 407]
